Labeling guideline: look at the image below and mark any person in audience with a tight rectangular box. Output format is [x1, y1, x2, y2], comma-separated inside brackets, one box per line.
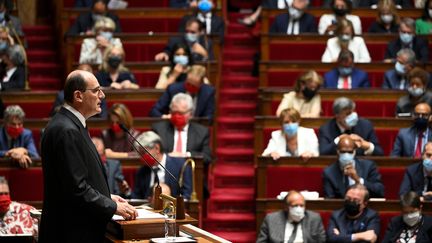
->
[416, 0, 432, 34]
[170, 0, 198, 8]
[276, 70, 322, 117]
[382, 48, 416, 90]
[318, 0, 362, 35]
[67, 0, 121, 36]
[74, 0, 93, 8]
[102, 103, 140, 158]
[323, 50, 370, 89]
[368, 0, 400, 33]
[326, 184, 380, 243]
[0, 176, 38, 236]
[384, 17, 429, 64]
[396, 67, 432, 115]
[151, 93, 212, 165]
[0, 44, 25, 91]
[263, 108, 319, 161]
[150, 65, 215, 121]
[257, 190, 326, 243]
[131, 131, 192, 200]
[392, 103, 432, 157]
[269, 0, 317, 34]
[382, 191, 432, 242]
[0, 105, 39, 168]
[95, 46, 139, 89]
[319, 97, 384, 156]
[323, 135, 385, 199]
[0, 0, 23, 36]
[237, 0, 292, 27]
[322, 0, 413, 8]
[321, 19, 371, 63]
[79, 17, 122, 65]
[155, 18, 214, 62]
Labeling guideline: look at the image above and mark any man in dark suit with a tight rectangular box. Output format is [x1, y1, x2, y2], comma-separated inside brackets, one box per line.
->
[323, 135, 385, 199]
[327, 184, 380, 243]
[257, 190, 326, 243]
[382, 48, 416, 90]
[39, 70, 137, 243]
[384, 17, 429, 64]
[392, 103, 432, 157]
[170, 0, 197, 8]
[270, 0, 317, 34]
[318, 97, 384, 156]
[323, 50, 370, 89]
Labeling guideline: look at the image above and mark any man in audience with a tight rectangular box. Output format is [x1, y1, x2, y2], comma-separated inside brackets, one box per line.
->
[392, 103, 432, 157]
[382, 48, 417, 90]
[270, 0, 317, 34]
[318, 97, 384, 156]
[323, 135, 385, 198]
[131, 131, 192, 200]
[257, 190, 326, 243]
[150, 65, 215, 121]
[170, 0, 198, 8]
[327, 184, 380, 243]
[151, 92, 212, 165]
[0, 0, 23, 36]
[384, 17, 429, 64]
[323, 50, 370, 89]
[0, 105, 39, 168]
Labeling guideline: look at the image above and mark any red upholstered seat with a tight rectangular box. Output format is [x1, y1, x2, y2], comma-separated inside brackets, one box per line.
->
[106, 100, 156, 117]
[375, 129, 399, 156]
[0, 168, 44, 201]
[379, 167, 405, 199]
[119, 18, 180, 33]
[269, 43, 326, 61]
[63, 0, 170, 7]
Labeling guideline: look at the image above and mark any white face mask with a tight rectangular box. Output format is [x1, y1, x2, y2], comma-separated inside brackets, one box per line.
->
[403, 211, 421, 227]
[289, 206, 305, 222]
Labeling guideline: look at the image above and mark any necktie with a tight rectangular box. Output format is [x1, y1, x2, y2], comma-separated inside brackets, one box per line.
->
[175, 129, 182, 152]
[343, 77, 349, 89]
[153, 167, 160, 185]
[415, 132, 423, 158]
[288, 222, 299, 243]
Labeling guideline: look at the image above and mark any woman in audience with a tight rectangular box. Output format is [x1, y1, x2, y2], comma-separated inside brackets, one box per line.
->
[262, 108, 319, 161]
[79, 17, 122, 65]
[276, 70, 322, 118]
[321, 18, 371, 63]
[318, 0, 362, 35]
[368, 0, 400, 33]
[0, 45, 25, 91]
[95, 46, 139, 89]
[102, 103, 140, 158]
[382, 191, 432, 242]
[416, 0, 432, 34]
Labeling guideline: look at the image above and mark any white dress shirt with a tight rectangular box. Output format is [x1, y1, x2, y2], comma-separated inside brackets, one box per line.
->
[197, 12, 212, 34]
[321, 36, 371, 63]
[63, 103, 86, 128]
[283, 220, 303, 243]
[149, 153, 167, 189]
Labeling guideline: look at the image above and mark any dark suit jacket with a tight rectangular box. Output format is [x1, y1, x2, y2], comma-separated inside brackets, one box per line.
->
[368, 21, 399, 34]
[39, 107, 116, 243]
[399, 162, 428, 197]
[66, 11, 121, 36]
[256, 210, 326, 243]
[178, 13, 225, 41]
[382, 214, 432, 243]
[322, 0, 412, 7]
[391, 126, 432, 157]
[262, 0, 281, 8]
[104, 158, 124, 196]
[318, 118, 384, 156]
[169, 0, 189, 8]
[149, 81, 215, 121]
[323, 67, 370, 89]
[131, 155, 192, 199]
[0, 127, 39, 158]
[163, 36, 215, 61]
[323, 158, 385, 198]
[384, 36, 429, 63]
[270, 12, 317, 33]
[95, 70, 137, 88]
[382, 69, 407, 90]
[151, 120, 212, 165]
[396, 92, 432, 115]
[1, 65, 25, 91]
[327, 207, 380, 243]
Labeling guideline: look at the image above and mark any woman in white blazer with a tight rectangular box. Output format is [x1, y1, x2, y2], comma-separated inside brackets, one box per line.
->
[262, 108, 319, 161]
[318, 0, 362, 35]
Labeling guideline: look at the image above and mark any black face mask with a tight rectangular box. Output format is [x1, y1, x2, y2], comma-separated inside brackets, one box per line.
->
[108, 56, 122, 69]
[302, 87, 317, 100]
[414, 117, 429, 130]
[344, 200, 360, 217]
[333, 7, 348, 16]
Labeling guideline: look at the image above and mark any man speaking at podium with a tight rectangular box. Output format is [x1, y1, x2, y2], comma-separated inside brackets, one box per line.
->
[39, 70, 137, 243]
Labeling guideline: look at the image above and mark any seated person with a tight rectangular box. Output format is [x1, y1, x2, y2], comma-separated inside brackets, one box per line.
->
[102, 103, 140, 159]
[151, 93, 212, 165]
[323, 135, 385, 198]
[262, 108, 319, 161]
[326, 184, 380, 243]
[150, 65, 215, 121]
[0, 176, 38, 236]
[416, 0, 432, 34]
[319, 97, 384, 156]
[318, 0, 362, 35]
[0, 105, 39, 168]
[131, 131, 192, 200]
[66, 0, 121, 36]
[256, 190, 326, 243]
[276, 70, 322, 117]
[323, 50, 370, 89]
[0, 26, 16, 51]
[368, 0, 400, 33]
[79, 17, 122, 65]
[382, 48, 416, 90]
[0, 0, 23, 36]
[396, 67, 432, 115]
[392, 103, 432, 157]
[95, 46, 139, 89]
[322, 0, 413, 8]
[321, 19, 371, 63]
[382, 191, 432, 242]
[170, 0, 198, 8]
[0, 44, 25, 91]
[154, 18, 214, 62]
[269, 0, 317, 34]
[384, 17, 429, 64]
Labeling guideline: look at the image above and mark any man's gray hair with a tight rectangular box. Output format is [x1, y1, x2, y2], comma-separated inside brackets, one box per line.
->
[4, 105, 25, 121]
[333, 97, 356, 115]
[169, 93, 194, 111]
[7, 45, 25, 66]
[135, 131, 163, 152]
[397, 48, 416, 66]
[400, 17, 415, 31]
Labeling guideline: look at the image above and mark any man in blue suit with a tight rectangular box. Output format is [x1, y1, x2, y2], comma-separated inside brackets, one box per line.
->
[382, 48, 416, 90]
[323, 50, 370, 89]
[270, 0, 317, 34]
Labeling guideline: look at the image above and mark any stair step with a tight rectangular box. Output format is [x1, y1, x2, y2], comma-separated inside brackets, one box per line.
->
[207, 198, 255, 214]
[29, 63, 62, 77]
[212, 164, 255, 177]
[27, 50, 57, 62]
[23, 25, 52, 36]
[204, 213, 255, 231]
[219, 102, 256, 117]
[212, 165, 255, 189]
[222, 60, 254, 73]
[219, 88, 257, 102]
[221, 75, 258, 88]
[217, 116, 254, 132]
[217, 131, 254, 148]
[223, 48, 255, 61]
[225, 34, 258, 47]
[207, 231, 256, 243]
[26, 36, 55, 49]
[29, 77, 62, 90]
[216, 148, 254, 163]
[227, 22, 252, 34]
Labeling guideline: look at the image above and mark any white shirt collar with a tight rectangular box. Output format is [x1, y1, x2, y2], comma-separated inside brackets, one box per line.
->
[3, 67, 17, 83]
[63, 103, 86, 128]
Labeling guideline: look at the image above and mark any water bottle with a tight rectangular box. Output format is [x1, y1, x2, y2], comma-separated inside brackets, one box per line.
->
[164, 203, 176, 241]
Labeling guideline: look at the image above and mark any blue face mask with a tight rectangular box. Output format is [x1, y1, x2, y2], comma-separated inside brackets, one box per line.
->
[283, 123, 299, 137]
[423, 159, 432, 172]
[185, 33, 198, 43]
[408, 87, 424, 97]
[99, 31, 113, 40]
[395, 61, 406, 75]
[400, 32, 413, 44]
[0, 41, 8, 51]
[173, 55, 189, 66]
[0, 12, 5, 22]
[339, 152, 355, 168]
[345, 112, 359, 128]
[198, 0, 213, 12]
[338, 67, 353, 77]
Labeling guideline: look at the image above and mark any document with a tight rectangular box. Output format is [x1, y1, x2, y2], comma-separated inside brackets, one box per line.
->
[112, 208, 166, 220]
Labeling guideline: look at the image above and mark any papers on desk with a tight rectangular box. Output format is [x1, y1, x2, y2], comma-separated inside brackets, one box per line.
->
[277, 191, 320, 200]
[112, 208, 166, 221]
[150, 237, 197, 242]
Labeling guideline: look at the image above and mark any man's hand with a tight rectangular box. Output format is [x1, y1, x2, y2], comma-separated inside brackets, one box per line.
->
[300, 151, 313, 162]
[155, 52, 169, 61]
[333, 228, 340, 235]
[161, 114, 171, 119]
[352, 230, 377, 243]
[117, 180, 131, 196]
[191, 42, 208, 58]
[169, 151, 187, 157]
[96, 35, 110, 48]
[110, 82, 122, 89]
[6, 148, 32, 168]
[270, 152, 281, 161]
[112, 195, 137, 220]
[172, 64, 185, 77]
[18, 155, 32, 168]
[350, 134, 370, 150]
[343, 163, 360, 183]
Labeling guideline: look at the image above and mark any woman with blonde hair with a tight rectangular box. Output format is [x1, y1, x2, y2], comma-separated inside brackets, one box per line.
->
[368, 0, 400, 33]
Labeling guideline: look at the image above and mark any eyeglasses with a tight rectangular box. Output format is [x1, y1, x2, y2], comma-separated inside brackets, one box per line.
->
[85, 87, 103, 94]
[413, 113, 430, 118]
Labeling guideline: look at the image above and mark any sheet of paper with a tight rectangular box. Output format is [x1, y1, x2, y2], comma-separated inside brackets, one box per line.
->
[112, 208, 166, 221]
[150, 237, 196, 242]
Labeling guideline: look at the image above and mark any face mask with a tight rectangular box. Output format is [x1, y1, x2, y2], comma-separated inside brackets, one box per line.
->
[395, 61, 406, 75]
[185, 82, 200, 95]
[344, 199, 361, 217]
[289, 7, 303, 20]
[108, 56, 122, 69]
[381, 14, 393, 24]
[345, 112, 359, 128]
[403, 211, 421, 227]
[140, 153, 158, 167]
[338, 67, 353, 77]
[408, 87, 424, 97]
[0, 11, 5, 22]
[173, 55, 189, 66]
[283, 123, 299, 137]
[339, 34, 351, 42]
[6, 126, 23, 139]
[0, 41, 8, 52]
[423, 158, 432, 172]
[429, 9, 432, 18]
[414, 117, 429, 130]
[289, 206, 305, 222]
[198, 0, 213, 12]
[185, 33, 198, 43]
[400, 32, 414, 44]
[339, 152, 355, 169]
[170, 113, 188, 130]
[302, 87, 316, 100]
[0, 194, 10, 213]
[111, 123, 122, 134]
[333, 7, 347, 16]
[99, 31, 113, 41]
